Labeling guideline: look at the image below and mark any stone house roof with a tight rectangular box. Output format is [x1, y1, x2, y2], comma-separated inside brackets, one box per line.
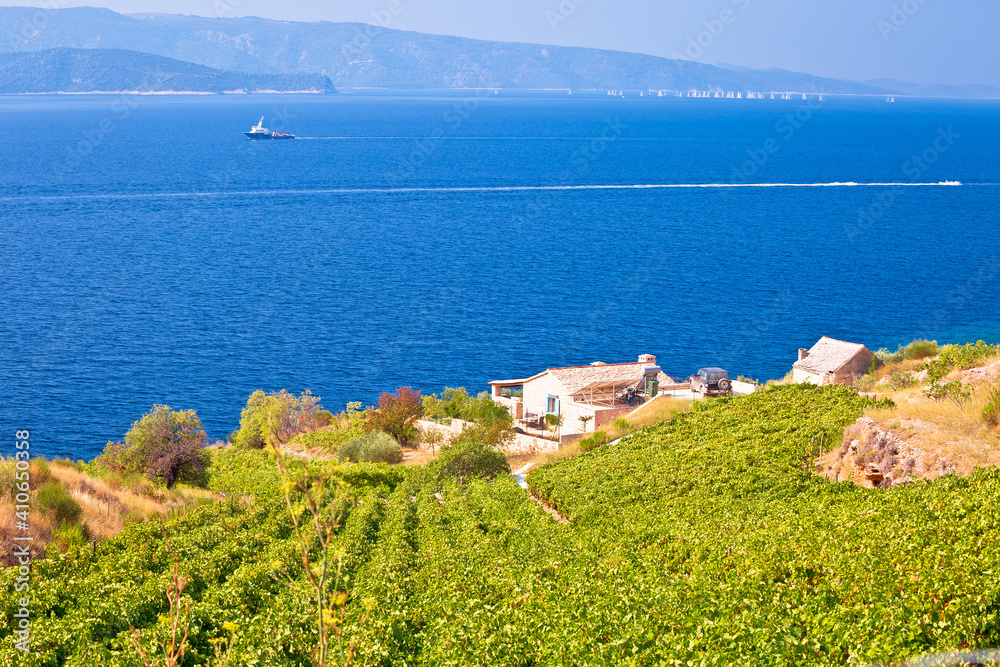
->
[547, 363, 673, 395]
[793, 337, 871, 374]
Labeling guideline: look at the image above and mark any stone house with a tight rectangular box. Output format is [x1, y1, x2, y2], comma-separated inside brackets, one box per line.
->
[792, 337, 875, 386]
[489, 354, 673, 442]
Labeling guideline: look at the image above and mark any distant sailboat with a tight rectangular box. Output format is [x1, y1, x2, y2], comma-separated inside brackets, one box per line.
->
[887, 96, 895, 102]
[802, 93, 807, 100]
[770, 93, 775, 100]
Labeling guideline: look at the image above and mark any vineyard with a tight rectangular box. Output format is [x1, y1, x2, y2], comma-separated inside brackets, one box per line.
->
[3, 384, 1000, 665]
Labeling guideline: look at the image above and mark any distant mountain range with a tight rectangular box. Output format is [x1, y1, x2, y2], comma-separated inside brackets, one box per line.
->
[0, 6, 997, 97]
[0, 48, 335, 93]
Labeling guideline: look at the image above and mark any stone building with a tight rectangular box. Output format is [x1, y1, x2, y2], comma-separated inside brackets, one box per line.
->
[792, 337, 875, 386]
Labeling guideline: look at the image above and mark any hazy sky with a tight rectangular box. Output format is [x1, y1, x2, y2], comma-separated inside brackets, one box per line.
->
[4, 0, 997, 86]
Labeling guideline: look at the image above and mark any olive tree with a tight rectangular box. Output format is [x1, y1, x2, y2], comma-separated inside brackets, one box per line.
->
[98, 405, 208, 487]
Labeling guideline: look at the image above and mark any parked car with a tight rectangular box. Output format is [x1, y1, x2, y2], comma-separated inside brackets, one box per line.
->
[690, 367, 732, 396]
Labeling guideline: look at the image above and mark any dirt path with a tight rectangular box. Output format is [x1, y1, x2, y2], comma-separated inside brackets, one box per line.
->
[528, 492, 569, 524]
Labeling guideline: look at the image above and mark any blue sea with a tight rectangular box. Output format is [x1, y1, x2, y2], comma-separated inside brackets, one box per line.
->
[1, 92, 998, 459]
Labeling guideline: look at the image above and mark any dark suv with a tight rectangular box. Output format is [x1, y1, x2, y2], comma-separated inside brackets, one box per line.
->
[690, 367, 732, 396]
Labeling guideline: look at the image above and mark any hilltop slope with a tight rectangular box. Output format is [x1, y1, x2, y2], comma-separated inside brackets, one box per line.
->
[0, 48, 336, 93]
[2, 6, 997, 95]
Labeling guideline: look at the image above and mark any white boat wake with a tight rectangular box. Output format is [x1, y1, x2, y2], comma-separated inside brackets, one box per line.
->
[1, 181, 964, 202]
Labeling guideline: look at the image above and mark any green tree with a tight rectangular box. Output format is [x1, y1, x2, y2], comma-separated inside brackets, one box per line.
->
[231, 389, 321, 449]
[450, 418, 515, 451]
[98, 405, 208, 487]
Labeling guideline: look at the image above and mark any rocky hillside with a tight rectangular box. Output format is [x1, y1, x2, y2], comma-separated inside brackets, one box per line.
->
[817, 342, 1000, 488]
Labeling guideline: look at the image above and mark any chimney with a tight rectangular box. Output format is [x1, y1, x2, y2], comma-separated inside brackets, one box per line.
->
[638, 354, 656, 365]
[798, 348, 809, 361]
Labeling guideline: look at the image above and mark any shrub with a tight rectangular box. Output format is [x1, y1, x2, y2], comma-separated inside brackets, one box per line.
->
[875, 340, 939, 366]
[579, 431, 610, 453]
[293, 427, 362, 453]
[887, 372, 918, 391]
[465, 392, 513, 423]
[50, 521, 89, 553]
[97, 405, 209, 488]
[52, 458, 83, 472]
[337, 432, 403, 464]
[30, 457, 51, 479]
[903, 340, 939, 360]
[873, 348, 900, 365]
[231, 390, 321, 449]
[367, 387, 423, 447]
[423, 387, 512, 424]
[36, 481, 81, 524]
[923, 381, 971, 406]
[854, 375, 877, 393]
[983, 386, 1000, 428]
[612, 417, 632, 434]
[433, 440, 510, 484]
[314, 410, 335, 428]
[923, 341, 1000, 383]
[0, 458, 16, 501]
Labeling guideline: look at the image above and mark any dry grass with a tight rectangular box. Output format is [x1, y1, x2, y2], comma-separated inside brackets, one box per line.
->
[401, 449, 439, 467]
[0, 459, 216, 564]
[626, 396, 694, 429]
[49, 464, 214, 538]
[871, 357, 927, 381]
[866, 381, 1000, 477]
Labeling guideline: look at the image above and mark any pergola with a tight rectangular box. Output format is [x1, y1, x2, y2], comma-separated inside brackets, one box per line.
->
[570, 377, 645, 409]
